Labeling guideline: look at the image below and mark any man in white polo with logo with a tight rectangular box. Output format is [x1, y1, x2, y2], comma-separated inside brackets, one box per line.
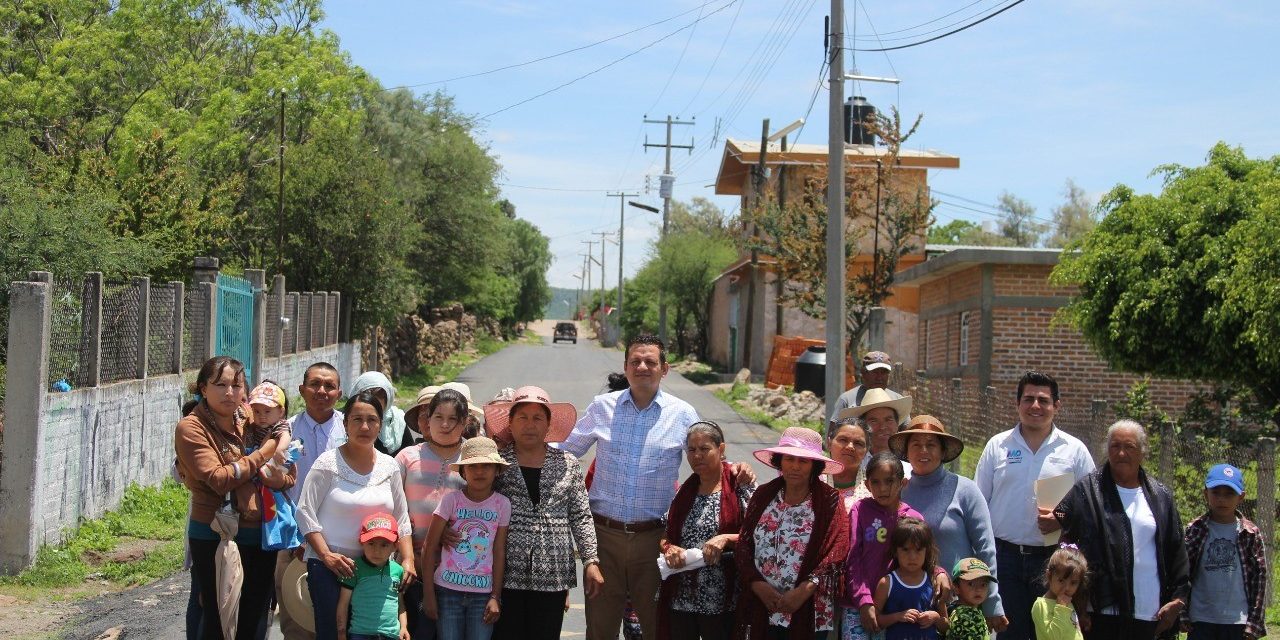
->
[975, 371, 1095, 640]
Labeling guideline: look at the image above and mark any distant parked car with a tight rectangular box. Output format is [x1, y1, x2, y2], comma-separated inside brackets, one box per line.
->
[553, 322, 578, 344]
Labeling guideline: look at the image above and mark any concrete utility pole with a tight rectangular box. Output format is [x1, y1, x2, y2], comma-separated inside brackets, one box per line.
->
[276, 89, 287, 274]
[593, 231, 614, 307]
[607, 192, 639, 320]
[776, 133, 788, 337]
[581, 240, 596, 314]
[742, 118, 771, 375]
[643, 115, 694, 344]
[825, 0, 847, 419]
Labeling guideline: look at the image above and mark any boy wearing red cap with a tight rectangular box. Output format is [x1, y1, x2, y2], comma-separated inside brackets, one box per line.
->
[337, 512, 410, 640]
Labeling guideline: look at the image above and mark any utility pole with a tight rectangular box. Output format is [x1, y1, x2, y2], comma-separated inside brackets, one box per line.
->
[593, 231, 614, 307]
[643, 115, 694, 344]
[581, 240, 596, 316]
[607, 192, 638, 321]
[825, 0, 847, 419]
[742, 118, 770, 375]
[776, 133, 788, 337]
[276, 89, 287, 274]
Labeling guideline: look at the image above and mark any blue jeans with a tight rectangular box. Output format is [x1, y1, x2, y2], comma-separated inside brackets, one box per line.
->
[307, 559, 343, 640]
[350, 635, 400, 640]
[404, 581, 439, 640]
[995, 542, 1053, 640]
[435, 586, 494, 640]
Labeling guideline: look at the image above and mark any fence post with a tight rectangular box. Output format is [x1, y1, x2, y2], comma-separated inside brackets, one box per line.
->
[329, 292, 341, 345]
[0, 281, 52, 573]
[288, 292, 300, 354]
[320, 292, 331, 347]
[300, 292, 313, 351]
[273, 275, 286, 358]
[339, 292, 352, 343]
[201, 281, 218, 362]
[193, 256, 220, 287]
[82, 272, 104, 388]
[171, 282, 185, 374]
[133, 277, 150, 380]
[1254, 437, 1276, 608]
[27, 271, 51, 284]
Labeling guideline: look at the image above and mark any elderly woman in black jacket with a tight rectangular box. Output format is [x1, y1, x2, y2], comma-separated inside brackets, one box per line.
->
[1048, 419, 1190, 640]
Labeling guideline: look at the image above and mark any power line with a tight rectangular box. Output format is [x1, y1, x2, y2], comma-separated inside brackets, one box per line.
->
[847, 0, 1000, 40]
[478, 0, 742, 120]
[853, 0, 1028, 52]
[846, 0, 1013, 44]
[644, 0, 709, 114]
[383, 0, 724, 90]
[677, 0, 748, 115]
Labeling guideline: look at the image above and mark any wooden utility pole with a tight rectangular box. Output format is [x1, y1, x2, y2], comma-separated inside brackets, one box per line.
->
[643, 115, 694, 344]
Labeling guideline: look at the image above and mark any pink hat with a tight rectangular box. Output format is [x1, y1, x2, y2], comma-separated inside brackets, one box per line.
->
[753, 427, 845, 475]
[358, 512, 398, 544]
[483, 385, 578, 443]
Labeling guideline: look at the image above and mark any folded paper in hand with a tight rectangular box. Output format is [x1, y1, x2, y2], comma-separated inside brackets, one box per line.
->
[657, 549, 707, 580]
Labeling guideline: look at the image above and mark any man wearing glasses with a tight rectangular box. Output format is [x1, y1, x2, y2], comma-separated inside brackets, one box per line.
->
[974, 371, 1096, 640]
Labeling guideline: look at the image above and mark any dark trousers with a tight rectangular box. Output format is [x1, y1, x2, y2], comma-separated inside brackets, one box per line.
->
[767, 627, 828, 640]
[995, 541, 1054, 640]
[187, 569, 203, 640]
[189, 537, 277, 640]
[493, 588, 569, 640]
[669, 610, 735, 640]
[307, 558, 343, 640]
[404, 581, 439, 640]
[1187, 623, 1246, 640]
[1084, 614, 1158, 640]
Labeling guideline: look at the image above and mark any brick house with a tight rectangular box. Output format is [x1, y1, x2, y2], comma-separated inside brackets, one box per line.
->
[893, 246, 1200, 433]
[706, 137, 960, 373]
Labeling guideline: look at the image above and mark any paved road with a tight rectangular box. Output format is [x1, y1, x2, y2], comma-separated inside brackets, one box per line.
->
[66, 329, 778, 639]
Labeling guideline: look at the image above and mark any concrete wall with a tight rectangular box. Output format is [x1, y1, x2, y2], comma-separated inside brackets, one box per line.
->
[258, 340, 363, 392]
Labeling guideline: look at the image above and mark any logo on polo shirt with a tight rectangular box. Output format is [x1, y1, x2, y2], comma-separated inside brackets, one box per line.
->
[1006, 449, 1023, 464]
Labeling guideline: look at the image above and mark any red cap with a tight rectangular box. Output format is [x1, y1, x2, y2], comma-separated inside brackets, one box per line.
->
[358, 512, 398, 544]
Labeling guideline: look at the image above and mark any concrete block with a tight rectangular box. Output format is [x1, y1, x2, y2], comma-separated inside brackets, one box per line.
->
[1, 281, 51, 573]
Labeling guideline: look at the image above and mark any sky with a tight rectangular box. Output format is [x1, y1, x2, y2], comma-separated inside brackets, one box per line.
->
[318, 1, 1280, 289]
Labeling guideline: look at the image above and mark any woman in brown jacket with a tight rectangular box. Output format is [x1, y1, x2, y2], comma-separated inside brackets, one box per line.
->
[175, 356, 295, 640]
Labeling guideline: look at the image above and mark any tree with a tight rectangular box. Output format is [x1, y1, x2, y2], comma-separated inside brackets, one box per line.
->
[996, 192, 1047, 247]
[504, 218, 553, 328]
[748, 107, 934, 352]
[926, 218, 1013, 246]
[654, 231, 737, 359]
[1045, 179, 1096, 248]
[1052, 143, 1280, 426]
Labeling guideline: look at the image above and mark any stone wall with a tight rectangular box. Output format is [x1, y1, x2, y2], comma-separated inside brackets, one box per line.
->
[369, 304, 491, 379]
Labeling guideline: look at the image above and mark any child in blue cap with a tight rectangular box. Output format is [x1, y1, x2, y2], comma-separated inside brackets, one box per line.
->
[1181, 464, 1268, 640]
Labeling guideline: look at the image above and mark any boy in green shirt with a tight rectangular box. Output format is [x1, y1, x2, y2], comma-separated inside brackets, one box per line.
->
[338, 512, 410, 640]
[948, 558, 996, 640]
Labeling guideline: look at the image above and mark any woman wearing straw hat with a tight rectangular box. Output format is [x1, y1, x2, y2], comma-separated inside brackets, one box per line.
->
[396, 386, 469, 639]
[836, 389, 913, 478]
[656, 420, 756, 640]
[736, 427, 850, 640]
[895, 415, 1007, 633]
[483, 386, 602, 640]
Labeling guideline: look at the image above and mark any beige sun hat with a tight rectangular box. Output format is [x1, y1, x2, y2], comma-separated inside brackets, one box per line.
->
[836, 387, 913, 423]
[888, 414, 965, 463]
[404, 385, 444, 434]
[281, 558, 315, 632]
[441, 381, 485, 422]
[450, 437, 510, 470]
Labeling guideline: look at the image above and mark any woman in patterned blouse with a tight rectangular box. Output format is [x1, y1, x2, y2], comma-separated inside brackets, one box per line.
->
[483, 385, 604, 640]
[736, 427, 851, 640]
[657, 421, 757, 640]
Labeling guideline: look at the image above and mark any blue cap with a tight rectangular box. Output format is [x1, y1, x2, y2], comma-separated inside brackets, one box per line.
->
[1205, 463, 1245, 494]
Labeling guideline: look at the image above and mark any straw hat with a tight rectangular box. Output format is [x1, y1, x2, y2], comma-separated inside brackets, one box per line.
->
[888, 414, 965, 463]
[450, 437, 510, 471]
[441, 382, 486, 422]
[836, 388, 913, 423]
[483, 385, 578, 443]
[403, 385, 443, 434]
[753, 427, 845, 475]
[280, 558, 315, 632]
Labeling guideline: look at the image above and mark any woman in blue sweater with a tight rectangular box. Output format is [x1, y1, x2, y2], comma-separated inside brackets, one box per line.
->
[894, 415, 1008, 633]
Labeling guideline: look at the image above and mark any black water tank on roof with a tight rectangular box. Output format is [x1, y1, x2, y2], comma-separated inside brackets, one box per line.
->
[844, 96, 877, 146]
[794, 346, 827, 397]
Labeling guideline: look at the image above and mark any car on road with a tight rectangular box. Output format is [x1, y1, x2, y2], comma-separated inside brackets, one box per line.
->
[553, 322, 578, 344]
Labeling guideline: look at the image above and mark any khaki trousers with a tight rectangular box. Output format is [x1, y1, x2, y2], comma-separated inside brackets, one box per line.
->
[585, 524, 664, 640]
[274, 550, 315, 640]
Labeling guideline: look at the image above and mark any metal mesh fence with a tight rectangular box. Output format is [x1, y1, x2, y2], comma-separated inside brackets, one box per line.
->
[327, 295, 339, 345]
[297, 295, 312, 351]
[311, 295, 325, 348]
[264, 290, 281, 356]
[47, 275, 94, 389]
[148, 283, 177, 375]
[184, 288, 209, 371]
[282, 294, 297, 355]
[99, 281, 141, 384]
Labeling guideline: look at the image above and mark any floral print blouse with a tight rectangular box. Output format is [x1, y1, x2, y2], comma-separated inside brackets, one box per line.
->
[671, 485, 755, 615]
[751, 492, 834, 630]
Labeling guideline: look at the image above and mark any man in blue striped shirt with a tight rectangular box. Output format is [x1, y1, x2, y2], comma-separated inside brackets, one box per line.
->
[561, 334, 751, 640]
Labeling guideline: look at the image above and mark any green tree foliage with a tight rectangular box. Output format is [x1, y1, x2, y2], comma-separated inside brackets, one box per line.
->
[1045, 179, 1096, 248]
[996, 192, 1047, 247]
[1053, 143, 1280, 424]
[0, 0, 550, 334]
[927, 219, 1014, 246]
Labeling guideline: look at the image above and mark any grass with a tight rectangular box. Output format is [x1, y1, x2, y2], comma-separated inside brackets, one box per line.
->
[714, 382, 823, 434]
[0, 479, 189, 591]
[390, 331, 524, 408]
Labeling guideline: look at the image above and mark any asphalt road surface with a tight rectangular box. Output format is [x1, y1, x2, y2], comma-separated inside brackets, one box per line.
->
[66, 328, 778, 639]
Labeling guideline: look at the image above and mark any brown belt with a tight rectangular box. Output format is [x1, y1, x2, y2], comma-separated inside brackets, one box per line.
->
[592, 513, 664, 533]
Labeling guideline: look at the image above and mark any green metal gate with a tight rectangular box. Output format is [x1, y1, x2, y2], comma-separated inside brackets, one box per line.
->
[216, 274, 257, 381]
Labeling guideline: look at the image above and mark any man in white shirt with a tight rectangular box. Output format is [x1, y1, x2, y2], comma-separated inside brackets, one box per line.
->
[974, 371, 1096, 640]
[275, 362, 346, 640]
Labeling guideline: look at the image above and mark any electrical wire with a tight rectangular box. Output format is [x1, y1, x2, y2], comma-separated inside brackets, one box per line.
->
[644, 0, 708, 114]
[853, 0, 1028, 52]
[846, 0, 1014, 44]
[383, 0, 724, 90]
[848, 0, 1000, 40]
[676, 0, 748, 115]
[478, 0, 742, 120]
